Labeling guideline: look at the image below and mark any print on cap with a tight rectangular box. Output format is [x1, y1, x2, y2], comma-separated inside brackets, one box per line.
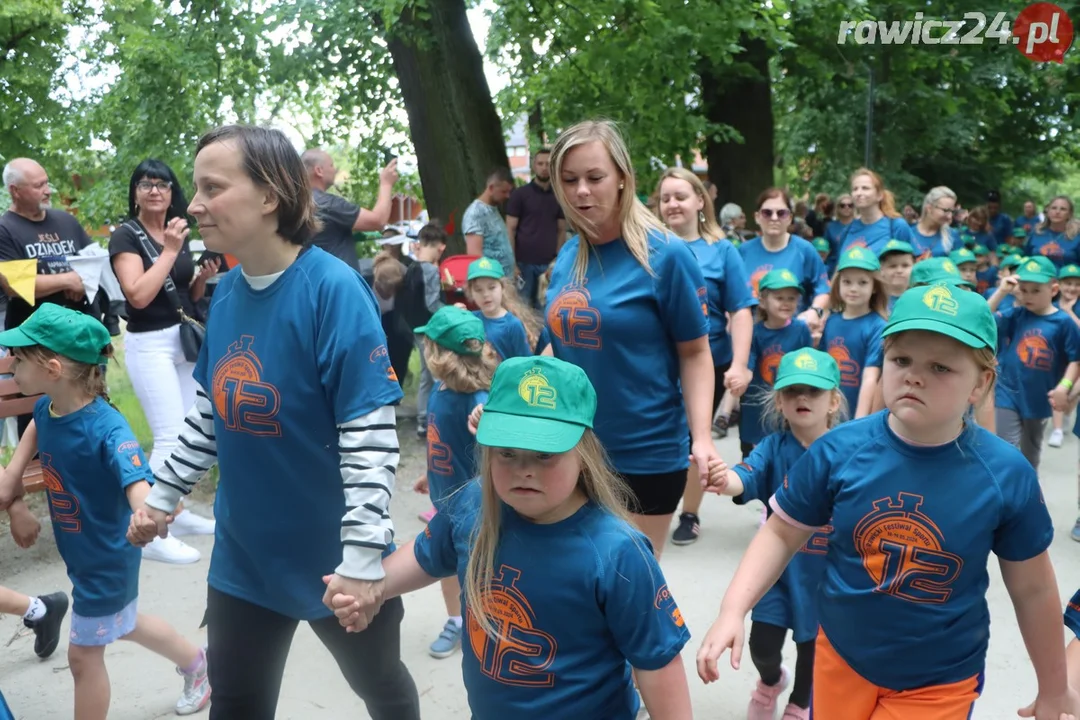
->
[922, 285, 960, 316]
[794, 350, 818, 370]
[518, 367, 557, 409]
[941, 260, 957, 274]
[782, 269, 797, 282]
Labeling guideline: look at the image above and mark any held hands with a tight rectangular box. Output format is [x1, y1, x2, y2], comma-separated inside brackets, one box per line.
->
[689, 438, 722, 489]
[1017, 687, 1080, 720]
[723, 365, 753, 398]
[126, 507, 172, 547]
[321, 575, 386, 633]
[700, 457, 730, 494]
[797, 308, 823, 334]
[163, 217, 190, 254]
[695, 611, 746, 683]
[1050, 384, 1071, 412]
[8, 499, 40, 549]
[380, 159, 400, 187]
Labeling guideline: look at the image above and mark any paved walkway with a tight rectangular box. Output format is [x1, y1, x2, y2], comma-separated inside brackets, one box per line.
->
[2, 423, 1078, 718]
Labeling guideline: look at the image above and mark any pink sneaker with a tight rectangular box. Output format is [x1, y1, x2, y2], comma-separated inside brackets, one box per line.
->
[747, 665, 790, 720]
[419, 507, 436, 523]
[781, 704, 809, 720]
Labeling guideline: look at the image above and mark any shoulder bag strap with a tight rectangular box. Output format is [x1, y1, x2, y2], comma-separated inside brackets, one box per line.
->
[125, 221, 192, 322]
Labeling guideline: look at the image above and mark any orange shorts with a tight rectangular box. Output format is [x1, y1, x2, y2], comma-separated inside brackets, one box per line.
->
[813, 632, 984, 719]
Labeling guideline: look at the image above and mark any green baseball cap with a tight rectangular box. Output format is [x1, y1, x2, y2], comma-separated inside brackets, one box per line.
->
[909, 258, 975, 289]
[467, 257, 505, 281]
[1014, 256, 1057, 284]
[973, 245, 989, 257]
[1000, 254, 1024, 270]
[812, 237, 830, 254]
[774, 348, 840, 391]
[476, 356, 596, 453]
[883, 283, 997, 349]
[413, 306, 486, 355]
[960, 232, 975, 247]
[1060, 264, 1080, 280]
[0, 304, 111, 365]
[837, 246, 881, 272]
[949, 248, 976, 266]
[759, 268, 802, 292]
[1000, 243, 1023, 256]
[878, 239, 915, 258]
[1012, 227, 1029, 238]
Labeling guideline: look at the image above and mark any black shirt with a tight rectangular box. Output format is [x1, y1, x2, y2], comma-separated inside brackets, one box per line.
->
[108, 220, 197, 333]
[506, 180, 564, 265]
[0, 209, 93, 329]
[311, 189, 361, 269]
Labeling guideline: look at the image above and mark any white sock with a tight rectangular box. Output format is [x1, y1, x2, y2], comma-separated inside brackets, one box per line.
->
[449, 616, 462, 629]
[23, 597, 46, 622]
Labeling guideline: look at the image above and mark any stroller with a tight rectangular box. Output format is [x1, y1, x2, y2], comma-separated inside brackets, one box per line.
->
[439, 254, 481, 310]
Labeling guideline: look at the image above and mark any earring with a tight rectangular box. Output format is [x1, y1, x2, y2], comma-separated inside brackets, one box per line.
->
[698, 210, 706, 225]
[619, 183, 624, 190]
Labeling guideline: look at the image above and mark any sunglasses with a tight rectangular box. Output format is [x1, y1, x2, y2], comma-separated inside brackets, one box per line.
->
[760, 208, 791, 220]
[838, 202, 854, 209]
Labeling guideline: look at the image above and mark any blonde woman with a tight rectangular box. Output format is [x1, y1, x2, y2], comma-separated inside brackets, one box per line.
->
[1027, 195, 1080, 269]
[838, 168, 915, 257]
[656, 166, 755, 546]
[542, 120, 720, 558]
[913, 186, 961, 259]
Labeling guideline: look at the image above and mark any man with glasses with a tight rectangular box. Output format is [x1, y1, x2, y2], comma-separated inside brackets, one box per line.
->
[0, 159, 91, 331]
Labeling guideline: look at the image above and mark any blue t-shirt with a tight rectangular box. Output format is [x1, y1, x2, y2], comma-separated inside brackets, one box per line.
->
[824, 220, 852, 273]
[1026, 229, 1080, 269]
[985, 287, 1015, 312]
[195, 246, 403, 620]
[733, 432, 827, 643]
[839, 216, 915, 258]
[738, 237, 830, 312]
[1014, 215, 1038, 238]
[545, 231, 708, 474]
[35, 396, 152, 617]
[688, 237, 755, 366]
[473, 311, 531, 361]
[820, 312, 887, 415]
[773, 412, 1052, 691]
[533, 326, 551, 355]
[413, 482, 689, 719]
[742, 320, 814, 447]
[989, 213, 1014, 248]
[426, 382, 487, 509]
[916, 225, 961, 258]
[975, 266, 998, 296]
[995, 307, 1080, 419]
[1065, 587, 1080, 640]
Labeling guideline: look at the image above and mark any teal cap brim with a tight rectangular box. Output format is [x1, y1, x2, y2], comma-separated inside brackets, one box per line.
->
[468, 270, 504, 281]
[1015, 272, 1055, 284]
[0, 327, 37, 349]
[476, 412, 586, 453]
[774, 373, 837, 391]
[882, 317, 990, 349]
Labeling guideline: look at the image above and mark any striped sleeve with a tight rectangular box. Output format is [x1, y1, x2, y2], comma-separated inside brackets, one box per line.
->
[144, 389, 218, 513]
[335, 405, 398, 581]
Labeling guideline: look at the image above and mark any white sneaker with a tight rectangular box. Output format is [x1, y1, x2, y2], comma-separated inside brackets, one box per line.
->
[175, 648, 211, 715]
[142, 534, 201, 565]
[1049, 428, 1065, 448]
[171, 511, 216, 537]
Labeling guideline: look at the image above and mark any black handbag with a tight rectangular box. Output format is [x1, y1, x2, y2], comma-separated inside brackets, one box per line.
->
[126, 221, 205, 362]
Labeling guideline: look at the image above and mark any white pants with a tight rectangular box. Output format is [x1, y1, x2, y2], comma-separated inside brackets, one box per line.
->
[123, 326, 197, 474]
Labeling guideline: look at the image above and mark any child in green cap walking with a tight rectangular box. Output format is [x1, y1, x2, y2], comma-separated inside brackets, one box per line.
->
[0, 304, 209, 718]
[465, 256, 540, 360]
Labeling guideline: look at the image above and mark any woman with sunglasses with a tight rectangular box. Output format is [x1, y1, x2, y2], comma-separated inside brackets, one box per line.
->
[108, 159, 219, 565]
[823, 194, 855, 275]
[838, 168, 916, 258]
[738, 188, 830, 335]
[912, 186, 961, 259]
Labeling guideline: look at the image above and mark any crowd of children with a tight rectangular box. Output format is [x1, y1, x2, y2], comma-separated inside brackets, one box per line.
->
[5, 132, 1080, 720]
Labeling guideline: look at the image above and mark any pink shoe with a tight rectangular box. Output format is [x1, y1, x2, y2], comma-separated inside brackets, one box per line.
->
[781, 704, 809, 720]
[419, 507, 436, 523]
[747, 665, 790, 720]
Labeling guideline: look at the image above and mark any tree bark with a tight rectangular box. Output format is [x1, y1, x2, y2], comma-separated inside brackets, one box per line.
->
[385, 0, 510, 254]
[700, 35, 775, 229]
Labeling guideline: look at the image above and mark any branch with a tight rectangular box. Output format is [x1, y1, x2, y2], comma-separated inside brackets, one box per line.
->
[0, 22, 51, 67]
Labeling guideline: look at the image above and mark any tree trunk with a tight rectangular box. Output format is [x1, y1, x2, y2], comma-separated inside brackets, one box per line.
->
[385, 0, 510, 254]
[527, 101, 545, 149]
[700, 35, 775, 230]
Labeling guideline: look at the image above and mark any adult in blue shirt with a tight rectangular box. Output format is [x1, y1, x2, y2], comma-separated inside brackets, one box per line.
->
[823, 194, 855, 274]
[912, 186, 961, 259]
[1015, 199, 1040, 237]
[986, 190, 1014, 248]
[545, 120, 721, 558]
[656, 167, 755, 546]
[838, 168, 915, 257]
[131, 125, 420, 720]
[738, 188, 830, 336]
[1026, 195, 1080, 269]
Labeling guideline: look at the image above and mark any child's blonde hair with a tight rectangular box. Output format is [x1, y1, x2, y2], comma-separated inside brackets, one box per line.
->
[14, 345, 115, 404]
[759, 385, 848, 432]
[828, 268, 890, 319]
[423, 337, 497, 394]
[881, 334, 998, 405]
[464, 430, 635, 640]
[468, 277, 544, 350]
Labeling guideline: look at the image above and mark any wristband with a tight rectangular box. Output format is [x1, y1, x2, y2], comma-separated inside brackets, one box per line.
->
[1060, 378, 1074, 391]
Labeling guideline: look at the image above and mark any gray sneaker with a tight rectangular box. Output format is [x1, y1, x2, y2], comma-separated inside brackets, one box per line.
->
[429, 619, 462, 659]
[1072, 517, 1080, 543]
[175, 650, 211, 715]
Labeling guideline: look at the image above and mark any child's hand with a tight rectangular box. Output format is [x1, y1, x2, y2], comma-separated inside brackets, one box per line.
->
[695, 610, 746, 683]
[127, 507, 172, 547]
[723, 365, 752, 397]
[467, 404, 485, 436]
[1017, 686, 1080, 720]
[8, 498, 39, 548]
[454, 302, 467, 310]
[1050, 385, 1070, 412]
[701, 457, 729, 494]
[413, 476, 429, 494]
[999, 275, 1019, 293]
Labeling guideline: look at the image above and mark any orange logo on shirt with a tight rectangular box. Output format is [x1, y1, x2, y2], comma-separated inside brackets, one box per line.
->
[369, 345, 398, 382]
[468, 564, 557, 687]
[1016, 329, 1054, 371]
[426, 417, 453, 475]
[827, 337, 860, 388]
[547, 283, 602, 350]
[849, 238, 869, 249]
[749, 265, 773, 298]
[697, 286, 708, 318]
[758, 344, 784, 386]
[212, 335, 282, 437]
[1039, 242, 1063, 260]
[40, 453, 81, 533]
[853, 493, 962, 604]
[800, 522, 833, 555]
[654, 584, 685, 627]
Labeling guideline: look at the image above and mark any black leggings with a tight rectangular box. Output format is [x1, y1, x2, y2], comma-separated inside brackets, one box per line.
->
[204, 587, 421, 720]
[748, 621, 815, 709]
